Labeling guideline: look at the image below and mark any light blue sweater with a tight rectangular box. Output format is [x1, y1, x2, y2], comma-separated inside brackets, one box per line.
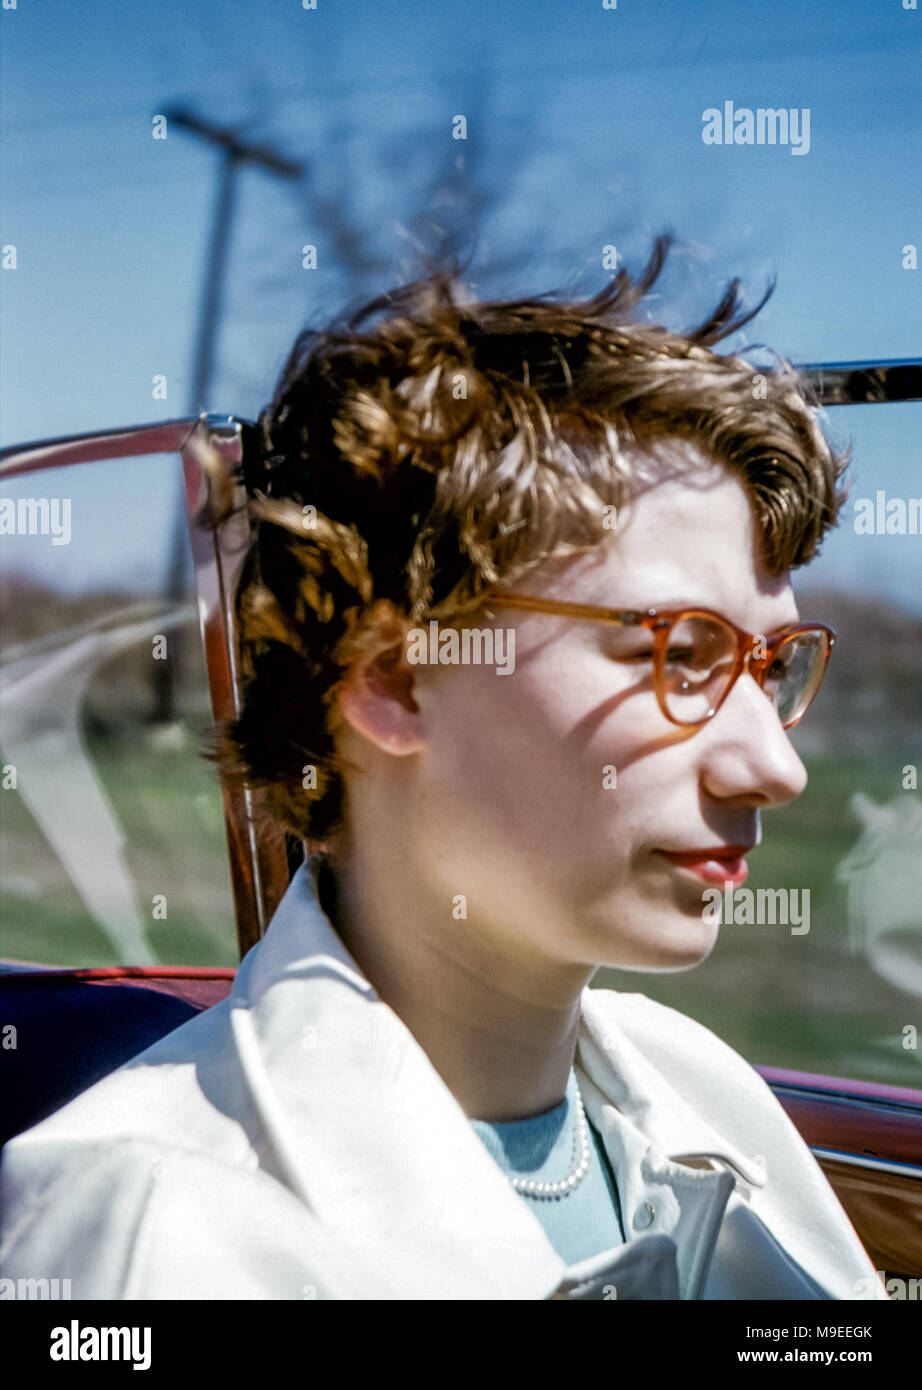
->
[469, 1069, 625, 1265]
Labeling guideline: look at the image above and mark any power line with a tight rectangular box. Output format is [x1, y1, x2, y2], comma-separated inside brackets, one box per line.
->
[4, 25, 913, 139]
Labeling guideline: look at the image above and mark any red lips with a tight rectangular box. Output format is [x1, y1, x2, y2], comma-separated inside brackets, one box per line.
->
[656, 846, 754, 887]
[664, 839, 756, 861]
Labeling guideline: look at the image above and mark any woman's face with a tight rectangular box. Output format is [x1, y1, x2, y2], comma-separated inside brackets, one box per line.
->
[405, 453, 810, 972]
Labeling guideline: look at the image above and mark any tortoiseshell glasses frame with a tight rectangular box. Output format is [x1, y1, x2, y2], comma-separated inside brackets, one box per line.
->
[483, 592, 836, 731]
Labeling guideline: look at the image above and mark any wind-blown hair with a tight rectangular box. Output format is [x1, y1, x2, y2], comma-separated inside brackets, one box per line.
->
[199, 235, 848, 846]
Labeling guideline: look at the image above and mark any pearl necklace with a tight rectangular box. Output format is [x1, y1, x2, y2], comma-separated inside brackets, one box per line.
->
[509, 1084, 591, 1200]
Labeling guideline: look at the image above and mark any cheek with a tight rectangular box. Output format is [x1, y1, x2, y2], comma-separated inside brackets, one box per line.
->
[418, 657, 665, 852]
[421, 670, 567, 827]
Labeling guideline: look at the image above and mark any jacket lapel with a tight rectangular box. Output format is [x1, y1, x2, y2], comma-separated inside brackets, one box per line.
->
[577, 985, 777, 1298]
[576, 1034, 742, 1299]
[577, 988, 769, 1187]
[229, 857, 572, 1298]
[229, 857, 758, 1299]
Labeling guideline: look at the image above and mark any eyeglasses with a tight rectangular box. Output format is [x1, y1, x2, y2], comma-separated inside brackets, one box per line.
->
[483, 593, 836, 731]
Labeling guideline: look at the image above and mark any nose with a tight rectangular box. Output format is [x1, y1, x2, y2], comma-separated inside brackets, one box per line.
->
[698, 670, 808, 808]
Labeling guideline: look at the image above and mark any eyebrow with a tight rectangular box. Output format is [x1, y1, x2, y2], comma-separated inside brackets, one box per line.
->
[587, 598, 803, 629]
[581, 596, 717, 615]
[620, 597, 713, 612]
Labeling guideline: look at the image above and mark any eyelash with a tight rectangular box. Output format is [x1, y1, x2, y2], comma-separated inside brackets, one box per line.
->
[618, 648, 791, 674]
[616, 647, 694, 663]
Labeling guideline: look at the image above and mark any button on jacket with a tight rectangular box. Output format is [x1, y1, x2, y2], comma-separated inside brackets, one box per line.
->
[0, 857, 889, 1301]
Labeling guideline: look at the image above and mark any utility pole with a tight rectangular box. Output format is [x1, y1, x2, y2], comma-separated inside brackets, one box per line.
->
[153, 109, 304, 724]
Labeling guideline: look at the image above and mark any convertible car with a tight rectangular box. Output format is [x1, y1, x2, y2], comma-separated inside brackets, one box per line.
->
[2, 359, 921, 1292]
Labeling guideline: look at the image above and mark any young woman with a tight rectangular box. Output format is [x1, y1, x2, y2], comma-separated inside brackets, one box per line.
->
[0, 239, 889, 1300]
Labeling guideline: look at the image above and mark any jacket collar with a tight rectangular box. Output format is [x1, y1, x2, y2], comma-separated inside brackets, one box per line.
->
[228, 856, 760, 1299]
[576, 990, 768, 1189]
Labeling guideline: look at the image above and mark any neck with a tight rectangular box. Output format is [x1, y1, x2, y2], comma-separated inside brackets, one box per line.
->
[318, 841, 593, 1122]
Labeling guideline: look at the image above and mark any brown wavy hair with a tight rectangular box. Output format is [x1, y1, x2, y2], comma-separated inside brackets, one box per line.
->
[198, 235, 848, 847]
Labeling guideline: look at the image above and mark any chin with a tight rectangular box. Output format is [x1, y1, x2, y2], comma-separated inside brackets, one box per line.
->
[591, 914, 719, 973]
[653, 922, 720, 971]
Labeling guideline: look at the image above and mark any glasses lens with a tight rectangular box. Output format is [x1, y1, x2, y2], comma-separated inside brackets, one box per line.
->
[660, 615, 739, 725]
[762, 630, 830, 727]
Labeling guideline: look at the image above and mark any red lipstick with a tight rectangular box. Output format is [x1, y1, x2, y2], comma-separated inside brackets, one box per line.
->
[656, 846, 752, 887]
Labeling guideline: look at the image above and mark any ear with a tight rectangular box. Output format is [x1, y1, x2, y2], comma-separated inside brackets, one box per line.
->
[336, 609, 426, 757]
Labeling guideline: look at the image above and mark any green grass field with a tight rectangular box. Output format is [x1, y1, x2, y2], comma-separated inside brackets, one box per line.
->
[1, 726, 239, 969]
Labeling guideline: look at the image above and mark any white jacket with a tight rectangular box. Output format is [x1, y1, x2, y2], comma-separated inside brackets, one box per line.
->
[0, 855, 889, 1301]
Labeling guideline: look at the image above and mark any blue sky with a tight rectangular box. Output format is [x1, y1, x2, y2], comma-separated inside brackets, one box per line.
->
[2, 0, 921, 606]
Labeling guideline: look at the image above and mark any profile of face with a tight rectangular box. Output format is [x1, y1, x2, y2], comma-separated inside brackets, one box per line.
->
[337, 447, 810, 974]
